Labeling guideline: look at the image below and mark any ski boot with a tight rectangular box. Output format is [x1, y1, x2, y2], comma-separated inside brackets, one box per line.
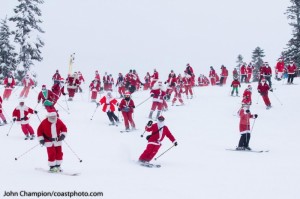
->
[148, 111, 154, 119]
[24, 135, 30, 140]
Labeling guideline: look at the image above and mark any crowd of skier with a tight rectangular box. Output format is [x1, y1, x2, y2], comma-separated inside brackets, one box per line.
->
[0, 58, 298, 170]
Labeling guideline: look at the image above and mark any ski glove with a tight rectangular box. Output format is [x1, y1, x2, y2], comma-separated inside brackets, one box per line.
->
[269, 88, 273, 92]
[150, 93, 154, 97]
[13, 118, 16, 122]
[245, 110, 250, 113]
[96, 103, 100, 107]
[174, 142, 178, 146]
[254, 114, 258, 119]
[39, 140, 45, 145]
[34, 110, 38, 114]
[147, 120, 153, 126]
[146, 135, 151, 140]
[58, 134, 65, 141]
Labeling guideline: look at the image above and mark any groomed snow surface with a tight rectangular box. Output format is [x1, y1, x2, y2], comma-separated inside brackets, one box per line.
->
[0, 77, 299, 199]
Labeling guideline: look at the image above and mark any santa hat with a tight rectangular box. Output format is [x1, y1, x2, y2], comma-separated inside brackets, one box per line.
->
[124, 91, 131, 96]
[19, 99, 25, 103]
[42, 85, 46, 89]
[157, 115, 165, 121]
[261, 78, 266, 82]
[47, 111, 57, 117]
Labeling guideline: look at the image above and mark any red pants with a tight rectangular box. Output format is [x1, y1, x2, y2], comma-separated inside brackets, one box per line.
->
[143, 83, 150, 90]
[151, 102, 163, 111]
[139, 143, 161, 162]
[223, 77, 227, 84]
[150, 81, 157, 88]
[0, 113, 6, 121]
[246, 74, 252, 83]
[21, 123, 34, 135]
[68, 88, 76, 97]
[210, 78, 216, 86]
[46, 146, 63, 166]
[91, 91, 98, 100]
[184, 85, 193, 96]
[3, 88, 12, 99]
[19, 87, 31, 98]
[172, 93, 183, 104]
[261, 94, 271, 106]
[118, 87, 125, 96]
[122, 111, 135, 129]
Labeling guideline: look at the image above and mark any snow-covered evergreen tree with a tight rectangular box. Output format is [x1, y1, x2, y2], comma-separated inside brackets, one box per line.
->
[235, 54, 244, 79]
[251, 47, 265, 82]
[282, 0, 300, 76]
[9, 0, 45, 82]
[0, 17, 18, 81]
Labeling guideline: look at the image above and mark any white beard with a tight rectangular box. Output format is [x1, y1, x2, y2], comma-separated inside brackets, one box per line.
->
[48, 117, 57, 124]
[157, 121, 164, 128]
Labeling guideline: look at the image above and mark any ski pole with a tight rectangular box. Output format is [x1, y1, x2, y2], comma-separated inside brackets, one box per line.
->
[6, 122, 15, 136]
[140, 130, 147, 138]
[64, 95, 70, 110]
[271, 91, 283, 105]
[56, 101, 70, 114]
[15, 143, 40, 161]
[154, 144, 176, 161]
[135, 96, 152, 108]
[63, 140, 83, 163]
[256, 94, 260, 104]
[35, 112, 41, 122]
[250, 118, 257, 133]
[90, 106, 98, 120]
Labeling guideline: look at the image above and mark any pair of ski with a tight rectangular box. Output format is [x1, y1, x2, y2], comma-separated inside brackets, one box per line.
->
[226, 149, 269, 153]
[35, 168, 80, 176]
[139, 162, 161, 168]
[120, 128, 139, 133]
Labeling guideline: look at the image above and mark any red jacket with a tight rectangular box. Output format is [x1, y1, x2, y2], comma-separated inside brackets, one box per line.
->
[247, 65, 254, 74]
[151, 71, 159, 81]
[287, 64, 297, 74]
[89, 80, 101, 92]
[52, 72, 61, 81]
[238, 108, 254, 133]
[231, 80, 241, 88]
[99, 96, 118, 112]
[22, 77, 35, 87]
[4, 77, 15, 89]
[52, 83, 65, 98]
[209, 69, 216, 78]
[275, 61, 285, 73]
[240, 65, 247, 75]
[119, 98, 135, 113]
[66, 76, 80, 89]
[37, 118, 67, 147]
[38, 90, 56, 104]
[242, 89, 252, 105]
[12, 105, 34, 124]
[257, 83, 270, 95]
[150, 85, 166, 103]
[145, 123, 176, 145]
[264, 66, 272, 76]
[221, 67, 228, 77]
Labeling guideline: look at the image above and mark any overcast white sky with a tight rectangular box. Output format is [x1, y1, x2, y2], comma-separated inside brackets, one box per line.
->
[0, 0, 292, 83]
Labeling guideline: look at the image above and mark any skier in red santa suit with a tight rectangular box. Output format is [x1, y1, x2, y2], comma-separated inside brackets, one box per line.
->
[52, 70, 61, 84]
[148, 81, 166, 120]
[246, 62, 254, 83]
[103, 72, 110, 91]
[219, 65, 228, 86]
[172, 84, 184, 106]
[2, 72, 15, 100]
[144, 72, 151, 90]
[37, 111, 67, 172]
[77, 71, 85, 93]
[65, 73, 80, 101]
[182, 72, 193, 99]
[198, 74, 210, 86]
[38, 85, 57, 113]
[209, 66, 216, 86]
[150, 69, 159, 89]
[89, 78, 101, 102]
[19, 74, 35, 99]
[263, 62, 272, 88]
[185, 63, 195, 86]
[118, 92, 136, 131]
[275, 58, 285, 80]
[51, 78, 66, 103]
[257, 78, 273, 109]
[97, 91, 119, 125]
[12, 99, 37, 140]
[164, 70, 177, 101]
[116, 73, 125, 98]
[236, 105, 258, 150]
[138, 116, 177, 163]
[108, 74, 114, 91]
[0, 96, 8, 125]
[242, 85, 252, 107]
[259, 62, 267, 82]
[240, 63, 247, 83]
[287, 60, 297, 84]
[95, 70, 101, 81]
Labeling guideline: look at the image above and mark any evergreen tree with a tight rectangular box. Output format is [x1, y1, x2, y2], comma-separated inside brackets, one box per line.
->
[251, 47, 265, 82]
[9, 0, 45, 81]
[235, 54, 244, 80]
[282, 0, 300, 76]
[0, 17, 18, 80]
